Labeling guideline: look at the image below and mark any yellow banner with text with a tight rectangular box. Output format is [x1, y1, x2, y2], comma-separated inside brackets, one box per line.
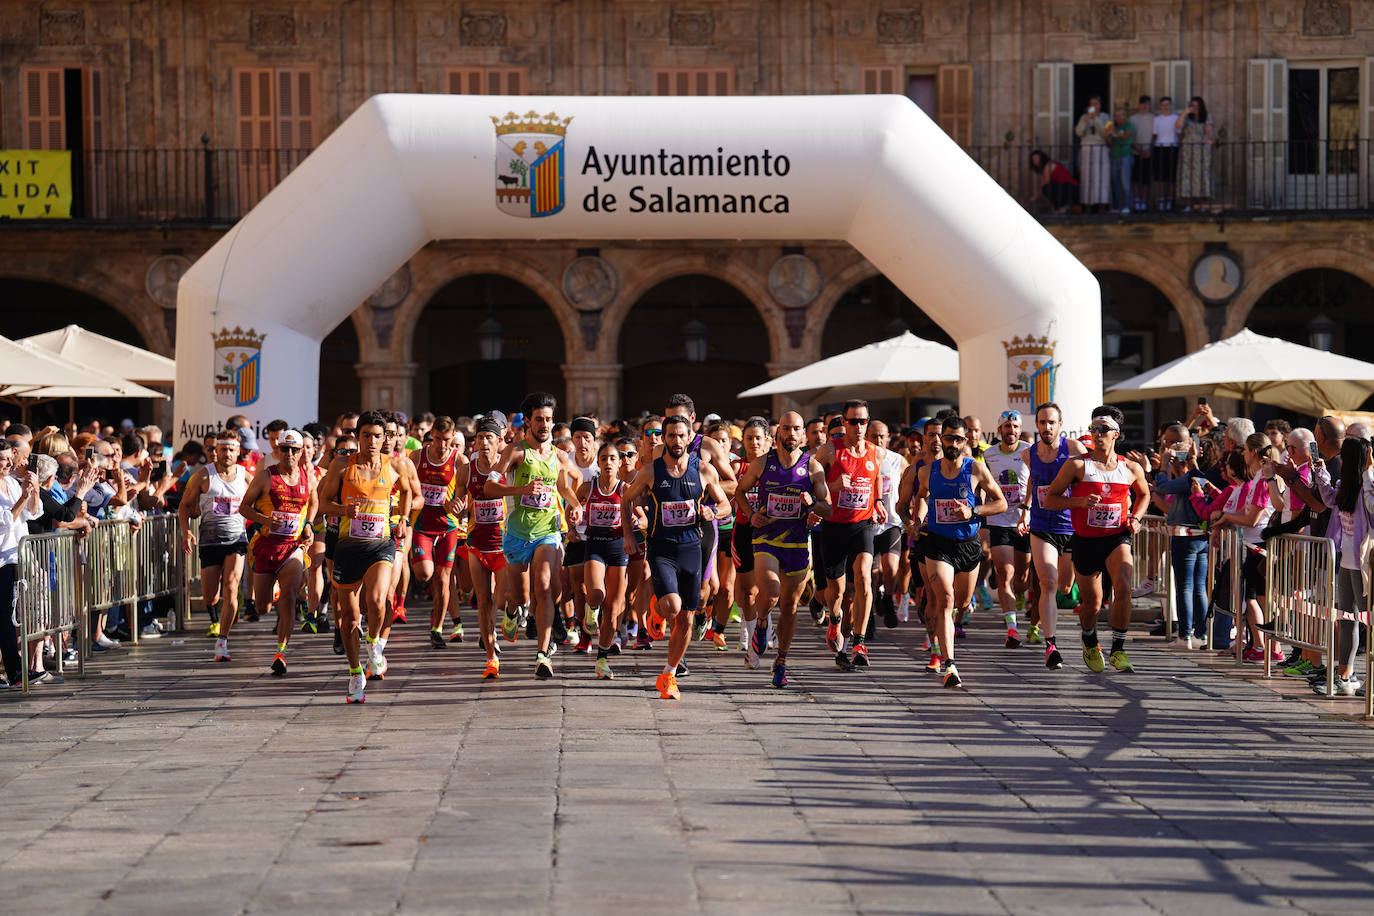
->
[0, 150, 72, 219]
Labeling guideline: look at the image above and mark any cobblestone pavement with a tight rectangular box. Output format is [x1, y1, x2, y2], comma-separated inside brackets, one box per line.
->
[2, 609, 1373, 915]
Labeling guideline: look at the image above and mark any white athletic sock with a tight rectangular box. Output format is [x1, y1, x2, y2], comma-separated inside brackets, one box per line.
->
[662, 664, 674, 675]
[377, 637, 388, 653]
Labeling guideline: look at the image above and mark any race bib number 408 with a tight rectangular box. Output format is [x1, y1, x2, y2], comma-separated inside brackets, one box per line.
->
[766, 492, 802, 519]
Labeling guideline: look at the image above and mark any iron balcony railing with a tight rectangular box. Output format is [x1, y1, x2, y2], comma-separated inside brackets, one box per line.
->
[5, 140, 1371, 226]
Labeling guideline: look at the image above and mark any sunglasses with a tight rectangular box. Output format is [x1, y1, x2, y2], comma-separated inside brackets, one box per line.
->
[1000, 411, 1021, 421]
[1088, 424, 1116, 435]
[643, 429, 663, 437]
[941, 434, 967, 443]
[845, 417, 869, 425]
[335, 448, 357, 456]
[280, 446, 301, 454]
[619, 451, 636, 460]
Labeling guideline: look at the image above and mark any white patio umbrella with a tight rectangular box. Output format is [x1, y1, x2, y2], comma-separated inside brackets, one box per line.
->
[738, 332, 958, 423]
[1104, 328, 1374, 414]
[22, 324, 176, 384]
[0, 336, 167, 422]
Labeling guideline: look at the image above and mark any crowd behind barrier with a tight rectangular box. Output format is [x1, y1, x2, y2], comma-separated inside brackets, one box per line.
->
[0, 405, 1368, 715]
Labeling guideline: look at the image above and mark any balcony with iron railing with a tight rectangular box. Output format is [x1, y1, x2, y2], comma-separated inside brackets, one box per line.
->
[2, 140, 1369, 227]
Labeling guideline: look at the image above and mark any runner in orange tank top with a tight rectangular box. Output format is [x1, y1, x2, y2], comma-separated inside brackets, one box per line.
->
[238, 429, 317, 677]
[814, 398, 889, 670]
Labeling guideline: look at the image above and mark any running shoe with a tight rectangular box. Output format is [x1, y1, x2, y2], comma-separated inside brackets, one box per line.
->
[213, 639, 231, 662]
[392, 608, 407, 625]
[976, 585, 994, 610]
[1056, 583, 1079, 609]
[942, 662, 962, 689]
[744, 631, 761, 669]
[554, 616, 571, 645]
[449, 622, 465, 643]
[299, 614, 319, 634]
[607, 638, 622, 656]
[692, 614, 708, 642]
[1306, 665, 1329, 685]
[635, 631, 654, 650]
[367, 646, 388, 681]
[771, 660, 788, 688]
[655, 670, 680, 700]
[646, 612, 668, 641]
[270, 653, 287, 676]
[583, 605, 599, 632]
[316, 612, 331, 633]
[205, 621, 220, 638]
[429, 629, 447, 650]
[482, 657, 500, 680]
[954, 624, 966, 639]
[1314, 675, 1361, 697]
[1282, 659, 1315, 678]
[808, 598, 826, 626]
[575, 632, 592, 654]
[1045, 646, 1063, 670]
[242, 603, 260, 623]
[1242, 647, 1265, 663]
[1108, 650, 1134, 672]
[535, 652, 554, 679]
[834, 650, 855, 672]
[1083, 645, 1106, 673]
[825, 620, 840, 652]
[925, 654, 943, 672]
[502, 611, 518, 643]
[750, 619, 768, 658]
[525, 612, 538, 641]
[881, 594, 898, 629]
[1131, 578, 1156, 598]
[345, 673, 366, 704]
[1005, 629, 1021, 649]
[729, 603, 742, 623]
[851, 644, 870, 668]
[767, 613, 778, 650]
[676, 661, 691, 678]
[332, 627, 344, 655]
[595, 656, 614, 679]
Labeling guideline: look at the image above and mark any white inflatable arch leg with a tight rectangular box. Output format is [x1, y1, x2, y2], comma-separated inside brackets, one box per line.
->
[176, 94, 1099, 439]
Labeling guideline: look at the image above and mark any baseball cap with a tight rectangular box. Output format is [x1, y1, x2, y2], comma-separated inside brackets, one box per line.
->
[477, 409, 509, 429]
[235, 426, 259, 451]
[277, 429, 304, 449]
[703, 413, 722, 424]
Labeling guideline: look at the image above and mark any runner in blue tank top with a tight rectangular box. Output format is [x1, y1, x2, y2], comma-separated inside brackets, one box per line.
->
[914, 416, 1007, 689]
[622, 414, 726, 701]
[1017, 401, 1087, 670]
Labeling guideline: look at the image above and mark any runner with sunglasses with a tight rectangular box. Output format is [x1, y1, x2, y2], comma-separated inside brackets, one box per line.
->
[815, 399, 888, 670]
[912, 415, 1007, 688]
[235, 429, 317, 674]
[1042, 405, 1151, 673]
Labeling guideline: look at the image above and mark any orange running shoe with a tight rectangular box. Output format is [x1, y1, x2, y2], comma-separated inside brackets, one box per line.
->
[646, 611, 668, 641]
[482, 657, 500, 679]
[655, 670, 680, 700]
[925, 653, 943, 672]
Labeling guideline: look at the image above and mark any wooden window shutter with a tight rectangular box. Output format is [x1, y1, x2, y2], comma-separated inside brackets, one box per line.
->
[276, 68, 316, 150]
[1149, 60, 1191, 108]
[83, 68, 104, 149]
[446, 68, 525, 95]
[1247, 58, 1288, 208]
[937, 64, 973, 146]
[1033, 62, 1072, 158]
[652, 69, 733, 95]
[861, 67, 900, 94]
[236, 67, 274, 149]
[23, 67, 66, 150]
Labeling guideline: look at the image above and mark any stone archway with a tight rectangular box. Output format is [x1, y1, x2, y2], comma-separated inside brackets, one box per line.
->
[1226, 247, 1374, 337]
[0, 270, 168, 356]
[1072, 247, 1207, 352]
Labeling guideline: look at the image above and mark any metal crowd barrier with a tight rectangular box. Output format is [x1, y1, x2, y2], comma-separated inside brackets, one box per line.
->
[1263, 533, 1337, 697]
[1204, 526, 1244, 660]
[1131, 517, 1174, 630]
[13, 530, 84, 691]
[11, 515, 190, 693]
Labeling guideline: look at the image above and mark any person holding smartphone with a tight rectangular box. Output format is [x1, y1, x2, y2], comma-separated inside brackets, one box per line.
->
[1149, 424, 1210, 646]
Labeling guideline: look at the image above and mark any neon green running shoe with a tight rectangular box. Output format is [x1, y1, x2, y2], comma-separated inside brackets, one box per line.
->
[583, 605, 599, 632]
[1083, 645, 1106, 673]
[1026, 624, 1044, 645]
[1108, 650, 1134, 672]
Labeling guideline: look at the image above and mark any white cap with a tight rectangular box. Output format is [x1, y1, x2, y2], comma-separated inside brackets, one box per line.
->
[278, 429, 304, 448]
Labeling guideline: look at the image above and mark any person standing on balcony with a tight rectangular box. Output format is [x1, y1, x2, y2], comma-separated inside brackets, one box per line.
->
[1109, 107, 1136, 214]
[1152, 97, 1180, 211]
[1074, 97, 1111, 213]
[1176, 96, 1215, 212]
[1129, 96, 1155, 210]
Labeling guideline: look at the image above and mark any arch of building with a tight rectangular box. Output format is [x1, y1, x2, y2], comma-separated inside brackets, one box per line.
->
[1226, 247, 1374, 337]
[175, 94, 1100, 438]
[0, 271, 167, 355]
[1070, 247, 1208, 353]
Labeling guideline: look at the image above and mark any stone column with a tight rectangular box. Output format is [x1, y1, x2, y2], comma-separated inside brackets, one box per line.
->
[355, 361, 419, 414]
[562, 363, 624, 418]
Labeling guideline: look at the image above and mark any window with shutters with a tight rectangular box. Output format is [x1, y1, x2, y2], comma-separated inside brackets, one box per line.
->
[652, 69, 733, 96]
[21, 66, 106, 216]
[446, 68, 526, 95]
[233, 66, 317, 211]
[861, 66, 972, 146]
[23, 68, 67, 150]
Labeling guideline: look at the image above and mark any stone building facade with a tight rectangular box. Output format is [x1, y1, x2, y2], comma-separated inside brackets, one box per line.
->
[2, 1, 1372, 437]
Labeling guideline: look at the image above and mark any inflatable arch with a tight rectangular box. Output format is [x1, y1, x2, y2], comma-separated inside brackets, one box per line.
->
[175, 95, 1100, 439]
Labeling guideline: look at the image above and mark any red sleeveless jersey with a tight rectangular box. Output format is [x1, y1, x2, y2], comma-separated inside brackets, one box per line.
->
[585, 477, 625, 537]
[415, 446, 460, 534]
[1070, 457, 1134, 537]
[467, 462, 506, 553]
[826, 441, 880, 523]
[262, 464, 310, 539]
